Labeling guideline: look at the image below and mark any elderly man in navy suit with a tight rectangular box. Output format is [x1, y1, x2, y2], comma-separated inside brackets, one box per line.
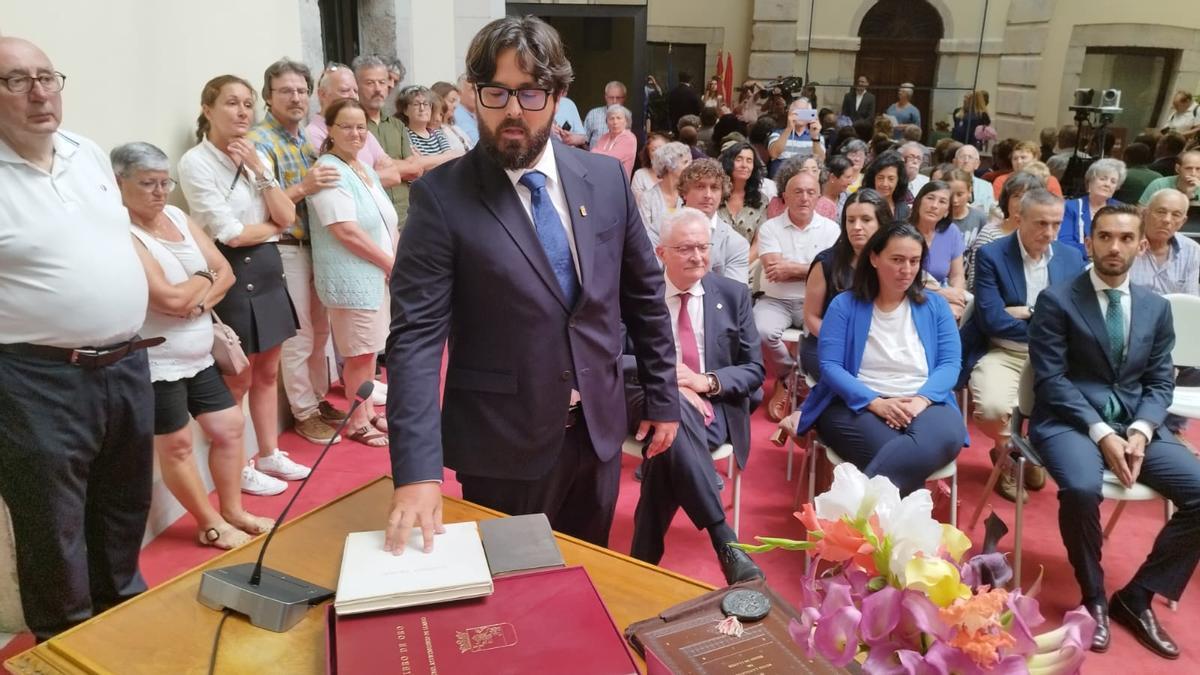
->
[625, 207, 765, 584]
[961, 189, 1086, 502]
[1029, 205, 1200, 658]
[384, 16, 679, 552]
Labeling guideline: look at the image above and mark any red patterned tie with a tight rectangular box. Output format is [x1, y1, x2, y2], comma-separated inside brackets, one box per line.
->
[677, 293, 714, 425]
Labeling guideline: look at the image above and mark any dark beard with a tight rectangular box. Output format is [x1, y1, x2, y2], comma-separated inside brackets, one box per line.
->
[478, 118, 553, 171]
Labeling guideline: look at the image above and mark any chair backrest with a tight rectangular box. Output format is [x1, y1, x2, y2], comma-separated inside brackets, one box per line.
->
[1164, 293, 1200, 368]
[1018, 360, 1035, 417]
[958, 294, 975, 329]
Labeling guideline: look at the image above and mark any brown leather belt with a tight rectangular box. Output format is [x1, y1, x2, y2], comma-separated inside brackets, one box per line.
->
[0, 337, 165, 369]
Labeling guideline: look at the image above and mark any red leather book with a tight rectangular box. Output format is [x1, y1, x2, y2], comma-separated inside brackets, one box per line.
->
[328, 565, 637, 675]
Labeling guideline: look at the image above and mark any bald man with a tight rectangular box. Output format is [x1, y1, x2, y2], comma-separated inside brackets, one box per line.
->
[0, 37, 156, 639]
[954, 144, 997, 214]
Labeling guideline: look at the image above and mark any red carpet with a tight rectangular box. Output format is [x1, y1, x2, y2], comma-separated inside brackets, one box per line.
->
[4, 381, 1199, 672]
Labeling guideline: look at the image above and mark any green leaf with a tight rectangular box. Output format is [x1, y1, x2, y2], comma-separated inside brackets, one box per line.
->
[867, 576, 888, 592]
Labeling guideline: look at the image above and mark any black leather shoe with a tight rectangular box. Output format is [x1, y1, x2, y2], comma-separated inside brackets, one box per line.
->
[717, 544, 765, 586]
[1086, 601, 1110, 653]
[1110, 592, 1180, 659]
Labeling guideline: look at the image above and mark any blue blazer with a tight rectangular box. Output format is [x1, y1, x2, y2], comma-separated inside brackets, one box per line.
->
[959, 234, 1086, 385]
[796, 291, 967, 444]
[1057, 196, 1120, 257]
[1028, 272, 1175, 443]
[386, 140, 679, 484]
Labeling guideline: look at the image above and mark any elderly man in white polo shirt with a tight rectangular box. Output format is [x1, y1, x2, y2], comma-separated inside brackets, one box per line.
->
[900, 141, 929, 199]
[0, 37, 157, 640]
[753, 167, 839, 421]
[954, 144, 997, 214]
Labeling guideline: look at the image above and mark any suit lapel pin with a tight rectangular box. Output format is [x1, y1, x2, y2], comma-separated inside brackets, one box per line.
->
[716, 303, 723, 310]
[579, 205, 588, 217]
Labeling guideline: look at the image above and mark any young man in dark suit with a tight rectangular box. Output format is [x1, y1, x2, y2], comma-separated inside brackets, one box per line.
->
[625, 207, 765, 584]
[384, 16, 680, 552]
[667, 72, 702, 134]
[840, 75, 875, 122]
[1028, 205, 1200, 659]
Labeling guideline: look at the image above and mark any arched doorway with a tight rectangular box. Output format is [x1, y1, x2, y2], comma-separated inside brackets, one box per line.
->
[853, 0, 943, 137]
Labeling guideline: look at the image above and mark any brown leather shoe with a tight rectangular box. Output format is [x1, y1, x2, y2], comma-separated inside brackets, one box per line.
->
[1024, 463, 1047, 491]
[766, 381, 789, 423]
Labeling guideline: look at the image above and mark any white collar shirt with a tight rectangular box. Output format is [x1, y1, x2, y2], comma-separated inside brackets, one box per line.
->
[177, 138, 277, 244]
[665, 276, 706, 372]
[1019, 234, 1054, 307]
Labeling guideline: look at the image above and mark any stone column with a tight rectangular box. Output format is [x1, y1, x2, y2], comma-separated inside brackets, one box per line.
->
[749, 0, 800, 81]
[994, 0, 1055, 141]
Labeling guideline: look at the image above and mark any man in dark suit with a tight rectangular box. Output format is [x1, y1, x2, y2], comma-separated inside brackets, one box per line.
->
[1029, 204, 1200, 659]
[384, 16, 680, 552]
[840, 75, 875, 122]
[667, 72, 702, 135]
[625, 207, 765, 584]
[961, 190, 1086, 502]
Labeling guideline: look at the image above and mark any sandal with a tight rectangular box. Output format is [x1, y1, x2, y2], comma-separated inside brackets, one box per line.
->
[370, 415, 388, 433]
[347, 425, 388, 447]
[224, 513, 275, 535]
[199, 524, 251, 550]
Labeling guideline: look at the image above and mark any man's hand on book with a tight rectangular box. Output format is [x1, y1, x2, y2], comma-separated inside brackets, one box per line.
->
[385, 483, 446, 554]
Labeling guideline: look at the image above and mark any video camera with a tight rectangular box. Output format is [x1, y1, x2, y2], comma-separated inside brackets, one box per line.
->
[1069, 88, 1122, 115]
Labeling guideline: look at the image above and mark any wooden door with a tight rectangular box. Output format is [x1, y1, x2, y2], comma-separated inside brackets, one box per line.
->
[855, 38, 939, 137]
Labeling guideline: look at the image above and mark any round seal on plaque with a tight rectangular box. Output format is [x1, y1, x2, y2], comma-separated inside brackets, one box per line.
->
[720, 589, 770, 622]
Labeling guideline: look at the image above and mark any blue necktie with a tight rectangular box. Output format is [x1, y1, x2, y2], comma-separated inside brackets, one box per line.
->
[1102, 289, 1127, 423]
[519, 171, 580, 307]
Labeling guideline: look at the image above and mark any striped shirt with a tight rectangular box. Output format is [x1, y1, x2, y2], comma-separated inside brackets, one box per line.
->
[248, 114, 316, 239]
[407, 128, 451, 156]
[1129, 234, 1200, 296]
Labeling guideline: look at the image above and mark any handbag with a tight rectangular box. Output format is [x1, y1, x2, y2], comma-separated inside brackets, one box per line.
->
[210, 311, 248, 376]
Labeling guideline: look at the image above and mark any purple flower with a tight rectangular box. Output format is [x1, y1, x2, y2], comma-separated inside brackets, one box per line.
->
[924, 641, 985, 675]
[897, 590, 949, 644]
[960, 552, 1012, 591]
[790, 611, 819, 658]
[1005, 591, 1045, 654]
[813, 605, 863, 667]
[865, 641, 919, 675]
[860, 586, 902, 645]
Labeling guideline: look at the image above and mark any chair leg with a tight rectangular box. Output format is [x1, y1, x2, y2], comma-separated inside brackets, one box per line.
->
[726, 455, 734, 480]
[785, 436, 794, 482]
[1103, 501, 1128, 540]
[950, 470, 958, 529]
[969, 458, 1007, 531]
[1014, 456, 1026, 590]
[804, 440, 819, 575]
[731, 466, 742, 539]
[792, 436, 810, 510]
[1164, 499, 1178, 611]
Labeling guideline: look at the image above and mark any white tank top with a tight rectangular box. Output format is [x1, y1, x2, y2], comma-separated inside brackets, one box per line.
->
[130, 205, 216, 382]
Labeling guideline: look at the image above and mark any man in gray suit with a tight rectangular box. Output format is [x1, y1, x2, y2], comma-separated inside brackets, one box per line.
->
[1029, 204, 1200, 658]
[384, 16, 679, 552]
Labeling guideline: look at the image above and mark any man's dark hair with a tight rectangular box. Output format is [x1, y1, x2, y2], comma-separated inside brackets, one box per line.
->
[851, 223, 928, 303]
[991, 138, 1017, 171]
[678, 72, 693, 84]
[261, 58, 313, 110]
[748, 116, 776, 144]
[1093, 203, 1145, 237]
[465, 15, 573, 95]
[1157, 132, 1186, 158]
[853, 119, 873, 141]
[700, 108, 718, 127]
[1057, 124, 1078, 148]
[1122, 142, 1152, 167]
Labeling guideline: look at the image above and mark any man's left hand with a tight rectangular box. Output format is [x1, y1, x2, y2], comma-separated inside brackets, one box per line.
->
[1125, 429, 1148, 485]
[636, 419, 679, 458]
[676, 363, 709, 392]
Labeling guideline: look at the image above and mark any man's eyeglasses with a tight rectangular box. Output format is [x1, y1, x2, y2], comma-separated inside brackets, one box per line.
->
[0, 71, 66, 94]
[475, 84, 552, 111]
[408, 101, 431, 110]
[134, 178, 176, 193]
[667, 244, 713, 255]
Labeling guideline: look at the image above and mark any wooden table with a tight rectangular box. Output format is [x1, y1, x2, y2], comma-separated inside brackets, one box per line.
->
[5, 477, 713, 674]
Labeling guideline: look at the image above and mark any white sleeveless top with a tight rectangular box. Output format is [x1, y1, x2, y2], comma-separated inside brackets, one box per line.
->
[130, 205, 216, 382]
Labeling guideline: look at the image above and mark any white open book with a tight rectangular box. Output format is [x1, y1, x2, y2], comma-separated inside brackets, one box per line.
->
[333, 522, 494, 616]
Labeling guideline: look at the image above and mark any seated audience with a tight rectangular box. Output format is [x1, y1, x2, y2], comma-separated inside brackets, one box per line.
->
[1148, 132, 1185, 177]
[748, 115, 776, 166]
[944, 168, 988, 249]
[698, 108, 719, 157]
[429, 81, 474, 152]
[983, 138, 1015, 183]
[625, 208, 765, 584]
[1160, 89, 1200, 137]
[632, 132, 670, 205]
[397, 85, 462, 165]
[994, 140, 1063, 198]
[1045, 125, 1083, 180]
[1139, 149, 1200, 207]
[800, 189, 889, 378]
[899, 140, 929, 199]
[591, 104, 637, 177]
[931, 138, 964, 168]
[639, 141, 692, 245]
[178, 75, 307, 496]
[1058, 158, 1125, 256]
[1039, 126, 1058, 162]
[786, 224, 967, 495]
[1027, 205, 1200, 658]
[817, 155, 855, 222]
[909, 181, 967, 319]
[679, 123, 706, 160]
[307, 98, 398, 446]
[1113, 142, 1161, 204]
[712, 112, 749, 158]
[116, 142, 272, 548]
[582, 80, 626, 149]
[966, 172, 1044, 291]
[953, 144, 997, 214]
[677, 158, 750, 284]
[767, 97, 825, 176]
[960, 189, 1085, 502]
[718, 141, 776, 244]
[862, 150, 910, 221]
[753, 167, 840, 420]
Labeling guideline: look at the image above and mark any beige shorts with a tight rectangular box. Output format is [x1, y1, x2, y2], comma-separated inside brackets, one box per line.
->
[327, 305, 388, 357]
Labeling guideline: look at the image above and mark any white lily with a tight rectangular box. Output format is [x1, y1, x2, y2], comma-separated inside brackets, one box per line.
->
[875, 487, 943, 585]
[814, 463, 901, 523]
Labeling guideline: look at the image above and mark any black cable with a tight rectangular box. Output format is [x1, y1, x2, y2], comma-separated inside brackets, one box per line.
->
[207, 609, 233, 675]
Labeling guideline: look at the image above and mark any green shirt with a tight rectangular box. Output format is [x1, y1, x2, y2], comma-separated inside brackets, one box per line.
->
[1139, 174, 1200, 206]
[367, 114, 413, 235]
[1114, 166, 1161, 205]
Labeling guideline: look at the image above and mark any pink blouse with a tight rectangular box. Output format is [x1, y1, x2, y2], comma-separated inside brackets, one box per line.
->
[591, 130, 637, 178]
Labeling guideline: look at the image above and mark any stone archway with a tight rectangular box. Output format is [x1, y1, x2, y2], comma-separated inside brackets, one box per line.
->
[851, 0, 944, 135]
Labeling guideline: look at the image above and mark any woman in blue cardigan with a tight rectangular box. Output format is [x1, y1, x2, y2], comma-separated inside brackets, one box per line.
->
[1056, 158, 1125, 258]
[783, 223, 966, 494]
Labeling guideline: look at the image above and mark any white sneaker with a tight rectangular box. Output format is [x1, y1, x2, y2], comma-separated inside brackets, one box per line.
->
[255, 449, 312, 481]
[241, 462, 288, 496]
[371, 380, 388, 406]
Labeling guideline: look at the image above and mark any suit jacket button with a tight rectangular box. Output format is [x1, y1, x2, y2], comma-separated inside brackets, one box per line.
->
[568, 319, 576, 328]
[246, 283, 255, 292]
[244, 256, 252, 263]
[561, 370, 570, 381]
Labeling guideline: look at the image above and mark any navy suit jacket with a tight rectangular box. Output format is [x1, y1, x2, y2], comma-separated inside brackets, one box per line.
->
[960, 234, 1086, 384]
[841, 90, 876, 122]
[386, 140, 680, 484]
[1028, 272, 1176, 444]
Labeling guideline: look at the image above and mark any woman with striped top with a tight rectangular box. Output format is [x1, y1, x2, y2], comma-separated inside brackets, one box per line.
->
[396, 85, 463, 167]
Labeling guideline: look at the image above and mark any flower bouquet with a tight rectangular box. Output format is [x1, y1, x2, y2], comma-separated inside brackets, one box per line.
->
[975, 124, 998, 150]
[733, 464, 1094, 674]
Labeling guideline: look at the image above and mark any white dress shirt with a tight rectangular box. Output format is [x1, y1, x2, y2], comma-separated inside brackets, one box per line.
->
[665, 277, 706, 372]
[177, 139, 278, 244]
[0, 131, 148, 347]
[504, 141, 581, 278]
[993, 234, 1054, 353]
[1086, 268, 1155, 444]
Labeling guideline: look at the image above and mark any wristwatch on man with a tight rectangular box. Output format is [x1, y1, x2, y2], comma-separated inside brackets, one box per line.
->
[704, 372, 722, 396]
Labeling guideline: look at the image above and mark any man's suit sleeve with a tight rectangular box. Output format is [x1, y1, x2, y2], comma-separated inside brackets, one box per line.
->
[1132, 300, 1176, 428]
[618, 161, 681, 422]
[385, 178, 454, 486]
[974, 246, 1028, 341]
[720, 230, 750, 285]
[1028, 287, 1104, 431]
[863, 93, 876, 122]
[711, 282, 765, 403]
[840, 93, 854, 119]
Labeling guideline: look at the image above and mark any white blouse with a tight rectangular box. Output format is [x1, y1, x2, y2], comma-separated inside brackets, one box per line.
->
[178, 138, 279, 244]
[856, 299, 929, 398]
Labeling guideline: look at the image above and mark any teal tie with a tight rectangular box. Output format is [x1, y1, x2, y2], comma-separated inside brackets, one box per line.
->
[1102, 289, 1126, 423]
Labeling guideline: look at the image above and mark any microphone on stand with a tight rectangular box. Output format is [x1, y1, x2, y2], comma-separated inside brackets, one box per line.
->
[198, 381, 377, 632]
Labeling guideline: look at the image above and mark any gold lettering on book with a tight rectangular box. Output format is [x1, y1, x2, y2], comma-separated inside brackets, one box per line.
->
[395, 623, 412, 673]
[455, 622, 519, 653]
[421, 616, 438, 674]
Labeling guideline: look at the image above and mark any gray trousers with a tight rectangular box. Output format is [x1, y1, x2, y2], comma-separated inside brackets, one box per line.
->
[753, 296, 805, 378]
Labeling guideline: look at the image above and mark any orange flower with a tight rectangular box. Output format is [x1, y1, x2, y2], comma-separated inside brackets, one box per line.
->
[939, 588, 1017, 668]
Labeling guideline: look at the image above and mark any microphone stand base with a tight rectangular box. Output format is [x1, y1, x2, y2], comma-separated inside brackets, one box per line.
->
[197, 562, 334, 632]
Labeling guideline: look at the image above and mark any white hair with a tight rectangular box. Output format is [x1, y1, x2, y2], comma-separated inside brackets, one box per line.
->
[659, 206, 710, 246]
[1085, 158, 1126, 190]
[651, 142, 692, 178]
[606, 104, 632, 126]
[110, 142, 170, 177]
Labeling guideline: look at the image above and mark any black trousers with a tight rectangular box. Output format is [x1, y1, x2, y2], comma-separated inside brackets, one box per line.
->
[1040, 429, 1200, 605]
[457, 414, 620, 548]
[0, 351, 154, 640]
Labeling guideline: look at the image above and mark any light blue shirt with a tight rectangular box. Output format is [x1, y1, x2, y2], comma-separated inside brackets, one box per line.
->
[583, 106, 609, 148]
[453, 105, 479, 146]
[554, 96, 585, 134]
